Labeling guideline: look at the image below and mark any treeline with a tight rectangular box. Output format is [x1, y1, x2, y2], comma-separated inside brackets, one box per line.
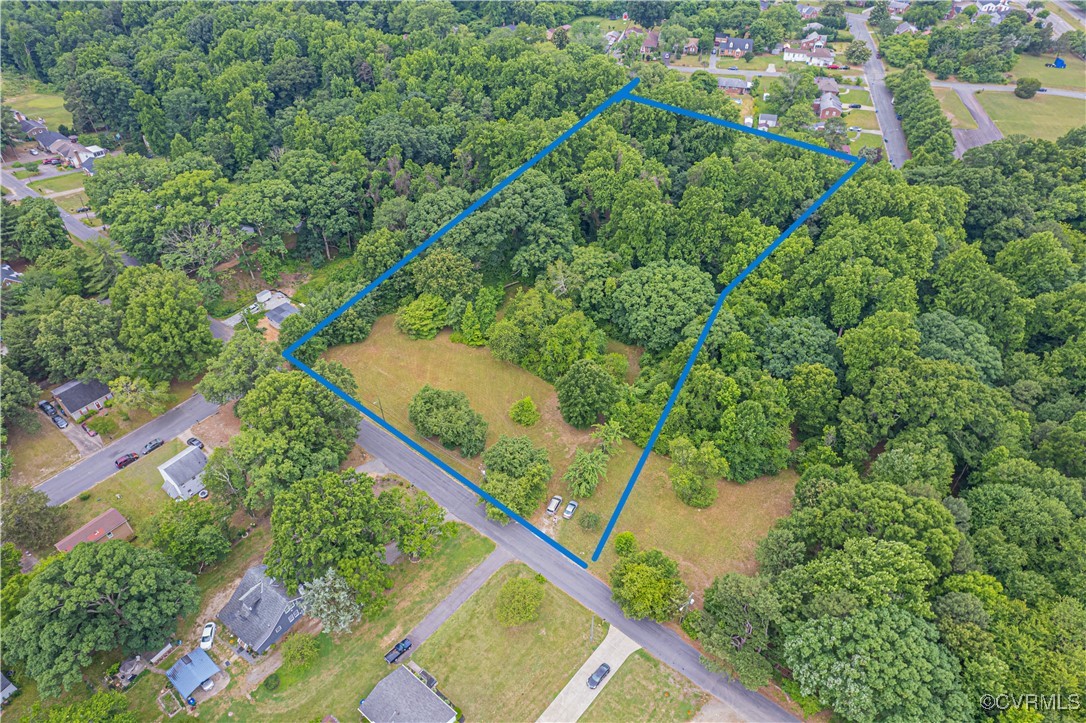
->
[886, 65, 955, 166]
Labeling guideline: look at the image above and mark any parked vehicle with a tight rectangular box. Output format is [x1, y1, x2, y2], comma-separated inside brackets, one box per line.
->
[1038, 87, 1049, 92]
[51, 415, 68, 429]
[727, 65, 738, 70]
[587, 663, 611, 689]
[200, 622, 216, 650]
[200, 678, 214, 692]
[115, 453, 139, 469]
[38, 400, 57, 416]
[849, 103, 862, 108]
[662, 52, 670, 59]
[29, 149, 38, 155]
[848, 126, 862, 132]
[81, 422, 97, 437]
[187, 437, 204, 449]
[141, 438, 164, 455]
[563, 500, 578, 519]
[842, 65, 851, 69]
[384, 638, 412, 664]
[828, 64, 840, 69]
[246, 302, 262, 314]
[546, 495, 563, 515]
[75, 206, 90, 212]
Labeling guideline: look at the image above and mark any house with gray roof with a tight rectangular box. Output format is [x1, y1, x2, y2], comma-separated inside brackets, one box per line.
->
[158, 445, 208, 501]
[359, 666, 457, 723]
[265, 302, 299, 329]
[217, 564, 303, 654]
[717, 77, 751, 94]
[166, 649, 220, 699]
[1, 674, 17, 701]
[52, 379, 113, 418]
[758, 113, 779, 130]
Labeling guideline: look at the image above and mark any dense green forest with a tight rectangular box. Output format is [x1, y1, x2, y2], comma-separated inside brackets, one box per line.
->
[1, 2, 1084, 721]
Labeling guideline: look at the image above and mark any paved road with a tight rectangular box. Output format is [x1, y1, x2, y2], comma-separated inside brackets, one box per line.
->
[847, 11, 909, 167]
[405, 546, 513, 650]
[931, 80, 1086, 99]
[951, 88, 1003, 157]
[1, 168, 139, 265]
[37, 394, 219, 505]
[356, 418, 797, 723]
[538, 626, 642, 723]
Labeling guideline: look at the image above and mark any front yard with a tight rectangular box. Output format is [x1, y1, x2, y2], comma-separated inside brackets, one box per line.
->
[977, 91, 1085, 141]
[1008, 53, 1086, 92]
[413, 562, 607, 722]
[27, 172, 87, 194]
[5, 417, 79, 487]
[841, 108, 880, 130]
[582, 650, 709, 722]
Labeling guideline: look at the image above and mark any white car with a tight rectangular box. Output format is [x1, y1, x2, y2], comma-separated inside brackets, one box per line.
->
[546, 495, 563, 515]
[29, 149, 39, 155]
[200, 621, 216, 650]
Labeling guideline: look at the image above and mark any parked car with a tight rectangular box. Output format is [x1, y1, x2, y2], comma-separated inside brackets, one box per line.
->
[51, 415, 68, 429]
[200, 678, 214, 692]
[246, 302, 262, 314]
[848, 126, 862, 132]
[29, 149, 38, 156]
[384, 638, 412, 664]
[563, 500, 578, 519]
[37, 400, 57, 416]
[115, 453, 139, 469]
[81, 422, 97, 437]
[896, 113, 902, 120]
[75, 206, 90, 212]
[828, 64, 840, 69]
[662, 52, 670, 59]
[727, 65, 738, 70]
[1038, 87, 1049, 92]
[849, 103, 862, 109]
[842, 65, 851, 69]
[200, 622, 216, 650]
[187, 437, 204, 449]
[141, 438, 164, 455]
[546, 495, 563, 515]
[587, 663, 611, 689]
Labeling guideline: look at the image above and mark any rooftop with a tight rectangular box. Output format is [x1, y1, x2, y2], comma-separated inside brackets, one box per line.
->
[359, 666, 457, 723]
[159, 446, 208, 500]
[53, 378, 111, 413]
[55, 508, 130, 552]
[265, 302, 299, 329]
[166, 649, 220, 699]
[218, 564, 303, 653]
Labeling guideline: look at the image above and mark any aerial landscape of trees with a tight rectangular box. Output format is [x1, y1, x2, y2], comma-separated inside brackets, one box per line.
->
[0, 1, 1083, 720]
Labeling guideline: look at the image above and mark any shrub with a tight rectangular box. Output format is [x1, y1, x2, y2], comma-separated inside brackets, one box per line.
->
[23, 162, 40, 173]
[613, 531, 637, 557]
[579, 512, 600, 532]
[86, 415, 118, 437]
[1014, 77, 1041, 99]
[509, 397, 541, 427]
[263, 673, 280, 691]
[396, 293, 448, 340]
[280, 632, 319, 670]
[78, 492, 91, 502]
[680, 609, 702, 640]
[495, 577, 545, 626]
[408, 385, 488, 457]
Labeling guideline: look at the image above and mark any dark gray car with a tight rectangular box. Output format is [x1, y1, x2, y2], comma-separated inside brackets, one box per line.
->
[587, 663, 611, 689]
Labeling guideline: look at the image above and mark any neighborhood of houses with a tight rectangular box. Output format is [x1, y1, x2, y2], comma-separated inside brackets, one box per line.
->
[13, 110, 104, 175]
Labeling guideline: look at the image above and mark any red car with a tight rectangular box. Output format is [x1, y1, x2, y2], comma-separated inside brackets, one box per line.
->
[828, 64, 840, 69]
[114, 453, 139, 469]
[81, 422, 97, 437]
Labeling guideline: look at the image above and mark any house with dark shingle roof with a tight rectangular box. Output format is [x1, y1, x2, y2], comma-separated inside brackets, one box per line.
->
[158, 446, 208, 501]
[52, 379, 113, 418]
[218, 564, 303, 654]
[265, 302, 299, 329]
[716, 35, 754, 57]
[1, 674, 17, 701]
[55, 508, 134, 552]
[166, 649, 220, 699]
[359, 666, 457, 723]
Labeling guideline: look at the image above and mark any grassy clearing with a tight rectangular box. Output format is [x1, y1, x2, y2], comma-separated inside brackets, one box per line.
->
[13, 169, 40, 179]
[841, 109, 880, 130]
[28, 172, 86, 194]
[7, 417, 79, 487]
[3, 81, 73, 130]
[1009, 53, 1086, 91]
[671, 54, 708, 68]
[54, 190, 91, 213]
[84, 378, 198, 442]
[839, 87, 871, 106]
[977, 91, 1086, 141]
[847, 132, 885, 152]
[414, 562, 607, 722]
[582, 650, 709, 722]
[203, 526, 495, 721]
[933, 87, 978, 129]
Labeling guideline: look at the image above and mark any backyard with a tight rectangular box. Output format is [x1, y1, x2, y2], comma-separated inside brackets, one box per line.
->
[413, 562, 607, 721]
[582, 650, 709, 722]
[977, 91, 1085, 141]
[2, 77, 72, 130]
[933, 87, 978, 129]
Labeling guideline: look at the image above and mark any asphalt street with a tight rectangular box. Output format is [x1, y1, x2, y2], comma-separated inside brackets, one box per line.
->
[930, 80, 1086, 99]
[951, 88, 1004, 157]
[355, 417, 798, 723]
[36, 394, 220, 505]
[846, 11, 909, 168]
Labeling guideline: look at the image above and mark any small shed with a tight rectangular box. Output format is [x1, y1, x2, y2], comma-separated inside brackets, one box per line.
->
[1, 674, 17, 701]
[166, 649, 220, 699]
[52, 379, 113, 418]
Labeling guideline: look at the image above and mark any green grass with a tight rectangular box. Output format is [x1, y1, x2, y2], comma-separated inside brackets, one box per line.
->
[839, 87, 871, 106]
[7, 417, 80, 487]
[671, 54, 708, 68]
[414, 562, 607, 721]
[201, 526, 495, 721]
[582, 650, 709, 721]
[977, 91, 1086, 141]
[1009, 53, 1086, 91]
[3, 80, 73, 130]
[13, 169, 40, 179]
[847, 132, 885, 153]
[28, 172, 86, 194]
[841, 109, 880, 130]
[54, 190, 91, 213]
[933, 87, 978, 129]
[573, 14, 630, 33]
[722, 55, 807, 72]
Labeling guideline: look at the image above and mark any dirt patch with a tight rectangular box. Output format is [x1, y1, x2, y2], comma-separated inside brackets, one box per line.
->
[340, 444, 369, 471]
[191, 402, 242, 450]
[256, 317, 280, 341]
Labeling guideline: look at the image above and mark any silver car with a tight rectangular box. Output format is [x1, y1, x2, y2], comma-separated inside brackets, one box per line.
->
[546, 495, 563, 515]
[563, 501, 578, 519]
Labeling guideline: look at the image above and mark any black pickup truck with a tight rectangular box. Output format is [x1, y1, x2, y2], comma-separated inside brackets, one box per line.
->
[384, 638, 412, 664]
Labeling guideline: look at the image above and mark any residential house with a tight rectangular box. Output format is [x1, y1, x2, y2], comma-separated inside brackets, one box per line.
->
[1, 674, 17, 702]
[799, 32, 828, 51]
[717, 77, 751, 95]
[13, 110, 46, 139]
[82, 155, 97, 176]
[888, 0, 911, 16]
[52, 378, 112, 417]
[796, 4, 821, 19]
[716, 35, 754, 57]
[265, 302, 299, 330]
[813, 91, 843, 119]
[218, 564, 303, 654]
[782, 46, 835, 67]
[758, 113, 779, 130]
[978, 1, 1008, 13]
[640, 29, 659, 57]
[894, 21, 919, 34]
[544, 24, 571, 41]
[804, 22, 825, 33]
[84, 144, 107, 158]
[1, 263, 23, 286]
[33, 131, 97, 168]
[55, 508, 134, 552]
[158, 445, 208, 501]
[359, 666, 457, 723]
[604, 30, 621, 47]
[683, 37, 699, 54]
[815, 76, 840, 95]
[166, 649, 221, 699]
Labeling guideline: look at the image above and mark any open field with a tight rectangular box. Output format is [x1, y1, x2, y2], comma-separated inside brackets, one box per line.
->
[977, 91, 1086, 140]
[841, 109, 879, 130]
[933, 87, 978, 129]
[414, 562, 607, 721]
[202, 525, 495, 721]
[1008, 53, 1086, 91]
[572, 14, 630, 33]
[7, 418, 79, 487]
[582, 650, 709, 722]
[327, 316, 796, 592]
[839, 87, 871, 106]
[28, 172, 86, 194]
[54, 189, 91, 213]
[3, 80, 73, 130]
[847, 131, 885, 152]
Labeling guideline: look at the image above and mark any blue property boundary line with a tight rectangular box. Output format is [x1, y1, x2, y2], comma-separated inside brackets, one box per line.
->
[284, 77, 864, 569]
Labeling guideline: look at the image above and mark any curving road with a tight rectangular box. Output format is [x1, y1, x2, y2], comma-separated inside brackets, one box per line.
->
[931, 80, 1086, 99]
[355, 417, 798, 723]
[846, 11, 909, 167]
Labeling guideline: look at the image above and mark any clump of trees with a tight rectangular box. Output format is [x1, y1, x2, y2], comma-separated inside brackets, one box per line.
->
[408, 385, 488, 457]
[610, 532, 688, 622]
[480, 436, 553, 523]
[886, 65, 954, 166]
[495, 575, 545, 626]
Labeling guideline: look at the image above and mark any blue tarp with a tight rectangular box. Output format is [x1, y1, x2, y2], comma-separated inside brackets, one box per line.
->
[166, 648, 220, 698]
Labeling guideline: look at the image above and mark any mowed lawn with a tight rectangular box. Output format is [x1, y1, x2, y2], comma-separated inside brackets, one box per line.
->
[4, 87, 72, 130]
[977, 91, 1086, 141]
[841, 109, 880, 130]
[839, 87, 871, 106]
[582, 650, 709, 722]
[1009, 53, 1086, 91]
[28, 172, 86, 194]
[206, 526, 495, 721]
[933, 87, 978, 129]
[6, 417, 79, 487]
[847, 132, 885, 152]
[413, 562, 607, 721]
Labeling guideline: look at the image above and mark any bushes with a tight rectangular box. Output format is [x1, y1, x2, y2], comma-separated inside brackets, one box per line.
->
[396, 293, 448, 340]
[579, 512, 600, 532]
[509, 396, 540, 427]
[495, 576, 545, 626]
[280, 632, 319, 670]
[263, 673, 280, 691]
[408, 385, 487, 457]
